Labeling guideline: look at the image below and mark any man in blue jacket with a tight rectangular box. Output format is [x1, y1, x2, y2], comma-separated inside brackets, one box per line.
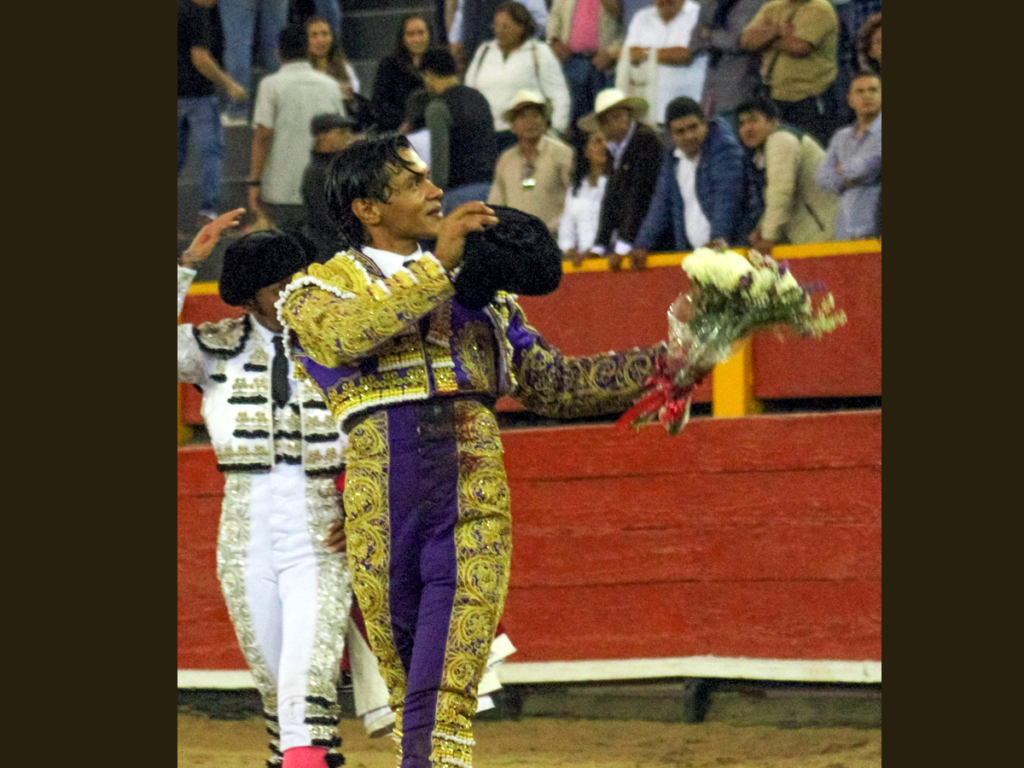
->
[627, 97, 759, 270]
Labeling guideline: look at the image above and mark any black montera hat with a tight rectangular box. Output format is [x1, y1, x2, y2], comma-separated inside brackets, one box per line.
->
[453, 206, 562, 311]
[219, 229, 317, 307]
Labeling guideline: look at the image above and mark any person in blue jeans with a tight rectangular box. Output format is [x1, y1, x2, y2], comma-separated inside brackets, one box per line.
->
[218, 0, 290, 124]
[178, 0, 248, 227]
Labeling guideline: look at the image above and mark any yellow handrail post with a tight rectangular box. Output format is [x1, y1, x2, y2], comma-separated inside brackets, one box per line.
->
[712, 338, 761, 418]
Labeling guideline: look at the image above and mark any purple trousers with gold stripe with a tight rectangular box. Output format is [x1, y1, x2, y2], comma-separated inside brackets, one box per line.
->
[342, 398, 512, 768]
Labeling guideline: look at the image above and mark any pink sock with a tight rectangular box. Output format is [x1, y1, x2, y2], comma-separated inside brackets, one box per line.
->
[281, 746, 328, 768]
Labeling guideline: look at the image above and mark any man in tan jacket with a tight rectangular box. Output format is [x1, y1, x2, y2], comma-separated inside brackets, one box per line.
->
[736, 95, 837, 251]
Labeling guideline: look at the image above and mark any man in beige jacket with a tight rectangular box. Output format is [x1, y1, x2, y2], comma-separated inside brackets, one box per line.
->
[736, 95, 837, 251]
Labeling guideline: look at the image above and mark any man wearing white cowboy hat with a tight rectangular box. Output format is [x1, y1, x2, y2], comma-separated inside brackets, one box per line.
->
[488, 89, 575, 233]
[576, 87, 663, 270]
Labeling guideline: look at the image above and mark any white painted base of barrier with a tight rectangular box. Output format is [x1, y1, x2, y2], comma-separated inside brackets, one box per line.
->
[178, 656, 880, 690]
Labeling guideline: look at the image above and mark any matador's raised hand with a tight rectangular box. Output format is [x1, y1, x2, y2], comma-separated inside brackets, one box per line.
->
[181, 208, 246, 269]
[433, 201, 499, 271]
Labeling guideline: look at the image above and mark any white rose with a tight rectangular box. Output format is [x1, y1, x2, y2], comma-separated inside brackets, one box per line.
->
[748, 266, 776, 299]
[779, 268, 801, 292]
[682, 249, 751, 292]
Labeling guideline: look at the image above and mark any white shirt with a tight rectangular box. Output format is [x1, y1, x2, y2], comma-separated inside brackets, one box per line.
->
[606, 120, 637, 172]
[252, 61, 346, 205]
[362, 244, 425, 278]
[464, 38, 572, 134]
[620, 2, 708, 125]
[674, 148, 710, 249]
[558, 175, 607, 252]
[251, 317, 295, 401]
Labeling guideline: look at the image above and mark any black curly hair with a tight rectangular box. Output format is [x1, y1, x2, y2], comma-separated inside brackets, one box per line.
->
[323, 132, 417, 248]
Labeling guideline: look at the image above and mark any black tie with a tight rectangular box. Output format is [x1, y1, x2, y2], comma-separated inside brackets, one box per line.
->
[272, 335, 289, 409]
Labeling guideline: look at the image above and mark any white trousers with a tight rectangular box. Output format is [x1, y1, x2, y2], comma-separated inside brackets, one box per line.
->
[217, 466, 382, 761]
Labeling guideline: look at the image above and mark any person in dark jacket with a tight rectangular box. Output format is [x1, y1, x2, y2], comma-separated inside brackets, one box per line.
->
[576, 88, 663, 270]
[300, 113, 356, 261]
[629, 97, 751, 268]
[371, 13, 433, 132]
[419, 48, 499, 213]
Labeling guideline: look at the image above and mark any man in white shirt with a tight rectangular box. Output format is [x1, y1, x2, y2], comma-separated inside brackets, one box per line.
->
[616, 0, 708, 127]
[248, 24, 346, 230]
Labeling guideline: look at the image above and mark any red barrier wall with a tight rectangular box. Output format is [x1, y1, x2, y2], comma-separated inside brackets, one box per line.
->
[178, 410, 881, 669]
[752, 252, 881, 398]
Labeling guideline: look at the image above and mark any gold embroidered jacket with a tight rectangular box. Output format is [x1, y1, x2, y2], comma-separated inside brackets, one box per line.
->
[178, 266, 346, 475]
[277, 249, 664, 430]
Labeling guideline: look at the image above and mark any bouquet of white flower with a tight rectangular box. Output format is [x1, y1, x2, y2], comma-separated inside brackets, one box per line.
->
[618, 248, 847, 435]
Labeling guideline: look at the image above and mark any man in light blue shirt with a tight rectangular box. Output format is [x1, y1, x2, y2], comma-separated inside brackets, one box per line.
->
[816, 70, 880, 240]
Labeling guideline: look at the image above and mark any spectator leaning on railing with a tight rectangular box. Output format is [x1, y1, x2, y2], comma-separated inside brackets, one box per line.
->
[628, 96, 751, 271]
[815, 70, 880, 240]
[736, 95, 837, 251]
[578, 88, 662, 264]
[740, 0, 839, 148]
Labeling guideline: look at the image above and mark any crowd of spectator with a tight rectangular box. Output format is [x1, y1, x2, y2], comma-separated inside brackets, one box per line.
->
[178, 0, 882, 265]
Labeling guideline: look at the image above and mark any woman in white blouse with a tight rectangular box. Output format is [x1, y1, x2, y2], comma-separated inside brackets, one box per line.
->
[559, 128, 608, 266]
[464, 0, 571, 150]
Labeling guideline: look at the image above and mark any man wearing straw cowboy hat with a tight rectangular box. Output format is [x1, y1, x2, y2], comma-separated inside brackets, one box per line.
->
[576, 87, 663, 271]
[488, 89, 575, 233]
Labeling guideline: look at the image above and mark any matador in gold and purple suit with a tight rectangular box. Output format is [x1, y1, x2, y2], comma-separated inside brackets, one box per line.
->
[277, 245, 663, 768]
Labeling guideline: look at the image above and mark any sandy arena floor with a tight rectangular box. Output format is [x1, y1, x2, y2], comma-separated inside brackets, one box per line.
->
[178, 714, 881, 768]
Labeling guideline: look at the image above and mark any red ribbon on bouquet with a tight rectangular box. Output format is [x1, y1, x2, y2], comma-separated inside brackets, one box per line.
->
[616, 356, 694, 431]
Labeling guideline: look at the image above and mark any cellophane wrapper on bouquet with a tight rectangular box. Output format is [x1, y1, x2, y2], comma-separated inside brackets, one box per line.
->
[618, 248, 848, 435]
